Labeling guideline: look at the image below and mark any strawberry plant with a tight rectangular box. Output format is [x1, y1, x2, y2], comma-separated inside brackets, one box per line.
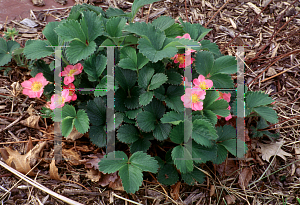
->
[0, 0, 279, 194]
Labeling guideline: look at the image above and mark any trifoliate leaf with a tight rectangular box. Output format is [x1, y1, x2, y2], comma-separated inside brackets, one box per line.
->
[157, 164, 179, 185]
[139, 91, 153, 106]
[89, 125, 106, 147]
[55, 19, 86, 42]
[80, 10, 104, 42]
[144, 98, 165, 119]
[105, 17, 127, 37]
[62, 104, 76, 118]
[216, 125, 236, 141]
[130, 138, 151, 153]
[84, 54, 107, 81]
[136, 111, 156, 132]
[23, 40, 53, 60]
[179, 17, 212, 41]
[119, 165, 143, 194]
[253, 106, 278, 124]
[74, 109, 90, 134]
[171, 145, 193, 174]
[86, 97, 106, 126]
[203, 110, 217, 125]
[212, 55, 237, 75]
[66, 40, 96, 64]
[115, 66, 137, 90]
[138, 66, 155, 89]
[152, 16, 175, 31]
[208, 73, 234, 89]
[181, 168, 206, 185]
[42, 21, 61, 46]
[192, 119, 218, 147]
[206, 99, 229, 117]
[195, 51, 214, 77]
[124, 86, 143, 109]
[61, 116, 75, 137]
[161, 111, 184, 125]
[246, 91, 275, 108]
[170, 122, 185, 144]
[99, 151, 128, 173]
[130, 151, 159, 173]
[117, 124, 140, 143]
[149, 73, 168, 90]
[153, 123, 172, 141]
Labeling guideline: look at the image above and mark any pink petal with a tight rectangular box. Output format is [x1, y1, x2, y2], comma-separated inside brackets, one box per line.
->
[225, 114, 232, 121]
[71, 94, 77, 101]
[182, 33, 191, 40]
[64, 76, 74, 85]
[192, 101, 203, 111]
[21, 81, 32, 89]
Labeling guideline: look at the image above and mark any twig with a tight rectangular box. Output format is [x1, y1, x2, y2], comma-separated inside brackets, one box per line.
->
[259, 63, 300, 83]
[0, 114, 24, 133]
[146, 4, 152, 23]
[204, 0, 230, 28]
[0, 160, 84, 205]
[185, 0, 189, 23]
[111, 192, 143, 205]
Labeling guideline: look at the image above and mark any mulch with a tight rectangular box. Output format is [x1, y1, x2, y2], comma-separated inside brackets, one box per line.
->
[0, 0, 300, 204]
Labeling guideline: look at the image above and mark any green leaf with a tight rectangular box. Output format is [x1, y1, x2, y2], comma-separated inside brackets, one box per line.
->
[89, 125, 106, 147]
[206, 99, 229, 117]
[119, 165, 143, 194]
[125, 108, 143, 119]
[105, 17, 126, 37]
[144, 98, 165, 119]
[179, 17, 212, 41]
[130, 0, 161, 20]
[98, 151, 128, 173]
[42, 21, 61, 46]
[130, 151, 159, 173]
[55, 19, 86, 43]
[198, 40, 221, 56]
[118, 46, 137, 70]
[117, 124, 140, 143]
[203, 110, 217, 125]
[149, 73, 168, 90]
[74, 110, 90, 134]
[181, 168, 206, 185]
[62, 104, 76, 119]
[136, 111, 156, 132]
[124, 86, 143, 109]
[246, 91, 275, 108]
[153, 123, 172, 141]
[171, 145, 193, 174]
[94, 75, 113, 97]
[212, 55, 237, 75]
[139, 91, 153, 106]
[161, 111, 184, 125]
[130, 138, 151, 153]
[157, 164, 179, 185]
[86, 97, 106, 126]
[170, 122, 185, 144]
[138, 66, 155, 89]
[166, 71, 182, 85]
[115, 67, 137, 90]
[84, 54, 107, 81]
[164, 96, 184, 112]
[105, 7, 127, 18]
[220, 139, 247, 158]
[80, 10, 104, 42]
[209, 74, 234, 89]
[253, 106, 278, 124]
[192, 119, 218, 147]
[212, 144, 228, 164]
[61, 116, 75, 137]
[23, 40, 53, 60]
[192, 142, 218, 164]
[137, 53, 149, 70]
[164, 23, 184, 38]
[152, 16, 175, 31]
[216, 125, 236, 141]
[115, 88, 128, 112]
[107, 112, 124, 132]
[66, 40, 96, 64]
[29, 59, 54, 82]
[203, 90, 220, 109]
[195, 51, 214, 77]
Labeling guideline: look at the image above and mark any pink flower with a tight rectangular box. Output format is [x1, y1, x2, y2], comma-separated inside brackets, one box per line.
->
[217, 92, 231, 103]
[63, 83, 77, 101]
[217, 105, 232, 121]
[60, 63, 83, 85]
[21, 73, 49, 98]
[181, 88, 206, 111]
[193, 75, 213, 90]
[49, 90, 72, 110]
[171, 54, 195, 68]
[175, 33, 197, 55]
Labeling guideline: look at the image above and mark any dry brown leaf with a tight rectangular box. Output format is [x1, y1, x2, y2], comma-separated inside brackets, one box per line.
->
[0, 141, 47, 176]
[62, 149, 81, 166]
[257, 140, 292, 162]
[209, 185, 215, 197]
[225, 195, 236, 205]
[66, 127, 84, 140]
[216, 160, 239, 176]
[238, 167, 253, 190]
[20, 115, 40, 129]
[50, 159, 60, 180]
[86, 169, 101, 182]
[108, 175, 124, 191]
[170, 181, 181, 201]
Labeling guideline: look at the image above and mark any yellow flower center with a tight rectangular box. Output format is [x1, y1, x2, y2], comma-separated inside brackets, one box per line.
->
[191, 94, 200, 103]
[199, 82, 207, 90]
[31, 81, 42, 92]
[177, 54, 185, 64]
[219, 92, 223, 98]
[68, 69, 76, 76]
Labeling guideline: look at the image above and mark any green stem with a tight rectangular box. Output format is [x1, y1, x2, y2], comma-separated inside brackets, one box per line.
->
[61, 56, 69, 65]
